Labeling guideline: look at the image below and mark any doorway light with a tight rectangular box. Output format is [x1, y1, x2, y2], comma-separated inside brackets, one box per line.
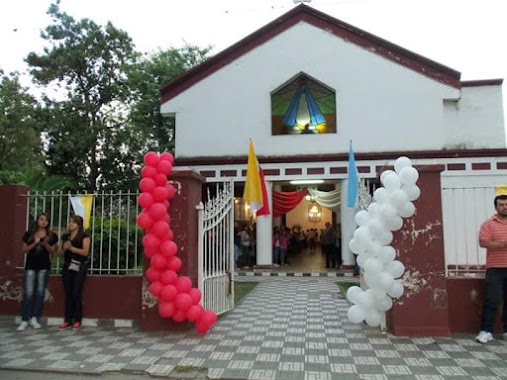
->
[289, 179, 324, 185]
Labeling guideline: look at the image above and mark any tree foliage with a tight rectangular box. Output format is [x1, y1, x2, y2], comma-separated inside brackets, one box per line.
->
[0, 73, 42, 172]
[26, 2, 139, 192]
[128, 46, 211, 153]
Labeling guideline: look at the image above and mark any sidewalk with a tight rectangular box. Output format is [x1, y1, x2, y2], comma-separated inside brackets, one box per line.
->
[1, 276, 506, 379]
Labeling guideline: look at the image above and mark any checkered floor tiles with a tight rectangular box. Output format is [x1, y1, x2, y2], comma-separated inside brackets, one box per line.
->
[1, 277, 507, 380]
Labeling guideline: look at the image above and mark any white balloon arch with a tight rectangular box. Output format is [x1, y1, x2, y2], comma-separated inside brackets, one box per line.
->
[346, 156, 420, 327]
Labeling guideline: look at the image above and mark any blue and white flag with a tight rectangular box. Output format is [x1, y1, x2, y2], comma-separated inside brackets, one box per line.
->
[347, 140, 358, 208]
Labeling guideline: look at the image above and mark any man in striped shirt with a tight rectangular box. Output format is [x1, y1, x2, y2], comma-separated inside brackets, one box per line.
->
[476, 194, 507, 344]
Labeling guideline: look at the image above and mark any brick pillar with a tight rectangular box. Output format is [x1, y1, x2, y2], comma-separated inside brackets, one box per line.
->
[140, 168, 205, 331]
[0, 185, 29, 315]
[387, 165, 450, 336]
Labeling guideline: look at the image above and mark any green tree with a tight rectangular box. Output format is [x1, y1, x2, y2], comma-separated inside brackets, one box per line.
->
[26, 2, 139, 192]
[128, 46, 211, 153]
[0, 72, 42, 172]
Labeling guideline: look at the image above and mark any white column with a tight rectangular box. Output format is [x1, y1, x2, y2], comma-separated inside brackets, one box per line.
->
[340, 179, 356, 267]
[256, 181, 273, 266]
[272, 183, 282, 228]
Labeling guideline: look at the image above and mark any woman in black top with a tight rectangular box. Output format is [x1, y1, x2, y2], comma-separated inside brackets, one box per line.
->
[18, 213, 58, 331]
[57, 215, 91, 329]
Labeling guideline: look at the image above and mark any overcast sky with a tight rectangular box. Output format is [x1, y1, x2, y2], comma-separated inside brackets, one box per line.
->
[1, 0, 506, 116]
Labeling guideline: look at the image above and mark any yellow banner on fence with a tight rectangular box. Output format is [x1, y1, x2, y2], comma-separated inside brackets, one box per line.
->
[70, 195, 93, 229]
[495, 185, 507, 196]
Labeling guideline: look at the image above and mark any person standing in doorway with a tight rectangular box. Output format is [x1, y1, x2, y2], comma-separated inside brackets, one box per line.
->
[58, 215, 91, 330]
[475, 194, 507, 344]
[17, 213, 58, 331]
[323, 222, 336, 269]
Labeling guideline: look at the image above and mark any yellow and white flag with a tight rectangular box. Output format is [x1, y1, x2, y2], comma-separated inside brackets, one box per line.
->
[70, 195, 93, 229]
[495, 185, 507, 196]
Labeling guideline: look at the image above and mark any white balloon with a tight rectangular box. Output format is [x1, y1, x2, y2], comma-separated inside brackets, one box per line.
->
[365, 309, 382, 327]
[354, 210, 371, 226]
[347, 305, 366, 324]
[376, 229, 393, 246]
[348, 238, 365, 254]
[356, 289, 375, 309]
[399, 167, 419, 186]
[367, 202, 382, 217]
[346, 286, 363, 304]
[382, 172, 401, 191]
[366, 239, 382, 256]
[377, 271, 394, 291]
[363, 273, 379, 289]
[380, 170, 396, 184]
[354, 226, 372, 246]
[387, 280, 404, 298]
[379, 204, 397, 222]
[386, 260, 405, 278]
[397, 201, 416, 218]
[403, 184, 421, 201]
[394, 156, 412, 174]
[371, 289, 387, 300]
[373, 187, 390, 204]
[390, 189, 408, 208]
[364, 258, 383, 275]
[385, 215, 404, 231]
[378, 246, 396, 264]
[367, 218, 386, 240]
[356, 253, 370, 268]
[374, 295, 393, 312]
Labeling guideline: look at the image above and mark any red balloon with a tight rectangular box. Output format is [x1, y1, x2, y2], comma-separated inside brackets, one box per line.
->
[146, 267, 162, 282]
[160, 240, 177, 257]
[144, 246, 158, 259]
[195, 320, 210, 334]
[162, 200, 170, 210]
[151, 221, 170, 238]
[160, 284, 178, 302]
[153, 173, 167, 187]
[176, 276, 192, 293]
[166, 256, 182, 272]
[160, 270, 178, 285]
[141, 165, 157, 178]
[158, 301, 175, 318]
[157, 160, 173, 175]
[149, 281, 163, 297]
[149, 203, 167, 220]
[165, 228, 174, 241]
[153, 186, 169, 202]
[137, 212, 154, 230]
[188, 288, 202, 304]
[186, 304, 204, 321]
[174, 293, 193, 311]
[200, 310, 218, 327]
[139, 193, 155, 210]
[150, 254, 167, 270]
[159, 152, 174, 164]
[166, 184, 177, 199]
[172, 310, 187, 322]
[144, 151, 159, 167]
[140, 177, 156, 193]
[143, 234, 160, 250]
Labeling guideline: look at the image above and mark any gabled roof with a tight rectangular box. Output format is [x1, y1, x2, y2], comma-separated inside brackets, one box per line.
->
[160, 4, 461, 104]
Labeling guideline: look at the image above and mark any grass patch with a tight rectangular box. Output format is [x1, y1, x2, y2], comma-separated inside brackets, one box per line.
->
[234, 282, 258, 305]
[173, 365, 207, 373]
[337, 281, 359, 299]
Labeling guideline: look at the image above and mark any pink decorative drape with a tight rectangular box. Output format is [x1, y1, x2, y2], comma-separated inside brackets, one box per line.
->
[272, 188, 307, 218]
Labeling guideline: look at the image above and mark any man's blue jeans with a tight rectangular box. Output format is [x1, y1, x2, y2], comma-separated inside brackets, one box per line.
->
[480, 268, 507, 333]
[21, 269, 49, 321]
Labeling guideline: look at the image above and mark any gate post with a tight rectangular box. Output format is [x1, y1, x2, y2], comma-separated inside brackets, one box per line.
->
[387, 165, 450, 336]
[140, 168, 205, 331]
[0, 185, 29, 315]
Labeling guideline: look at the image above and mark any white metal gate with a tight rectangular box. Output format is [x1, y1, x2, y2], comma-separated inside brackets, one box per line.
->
[442, 186, 496, 277]
[197, 181, 235, 315]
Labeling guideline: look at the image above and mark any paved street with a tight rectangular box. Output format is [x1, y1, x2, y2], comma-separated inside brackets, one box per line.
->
[1, 277, 506, 379]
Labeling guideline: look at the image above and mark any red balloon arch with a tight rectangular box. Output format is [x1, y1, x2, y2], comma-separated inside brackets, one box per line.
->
[137, 151, 217, 334]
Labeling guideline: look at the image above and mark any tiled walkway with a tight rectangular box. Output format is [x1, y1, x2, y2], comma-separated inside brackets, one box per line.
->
[1, 277, 507, 379]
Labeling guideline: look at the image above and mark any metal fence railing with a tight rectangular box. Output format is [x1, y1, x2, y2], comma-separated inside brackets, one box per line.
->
[22, 191, 143, 275]
[442, 186, 496, 278]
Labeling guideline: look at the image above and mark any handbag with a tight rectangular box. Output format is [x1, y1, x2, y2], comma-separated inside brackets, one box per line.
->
[68, 259, 81, 272]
